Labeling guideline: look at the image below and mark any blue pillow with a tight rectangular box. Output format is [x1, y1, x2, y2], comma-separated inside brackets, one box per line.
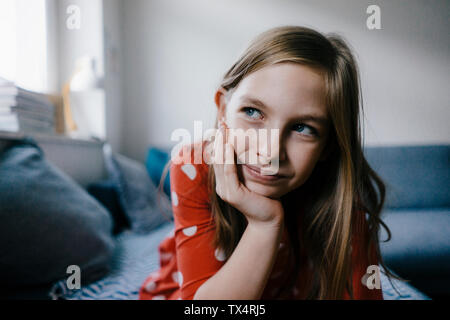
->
[0, 138, 115, 292]
[146, 147, 171, 197]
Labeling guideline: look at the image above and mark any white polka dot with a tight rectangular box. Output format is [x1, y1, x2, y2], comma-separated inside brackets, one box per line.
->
[145, 281, 156, 292]
[214, 248, 226, 261]
[160, 252, 173, 261]
[182, 225, 197, 236]
[171, 191, 178, 206]
[181, 164, 197, 180]
[152, 295, 166, 300]
[292, 287, 299, 296]
[278, 243, 285, 250]
[172, 271, 183, 286]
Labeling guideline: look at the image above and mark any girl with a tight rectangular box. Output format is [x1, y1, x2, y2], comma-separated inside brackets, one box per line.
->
[139, 25, 398, 300]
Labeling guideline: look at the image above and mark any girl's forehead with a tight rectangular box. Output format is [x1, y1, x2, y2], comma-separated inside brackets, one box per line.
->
[237, 63, 325, 95]
[229, 63, 328, 118]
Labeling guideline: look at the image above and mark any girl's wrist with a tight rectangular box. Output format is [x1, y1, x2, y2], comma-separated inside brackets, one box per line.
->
[247, 213, 285, 233]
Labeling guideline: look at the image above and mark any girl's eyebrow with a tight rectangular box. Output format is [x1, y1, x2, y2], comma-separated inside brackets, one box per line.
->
[239, 95, 269, 111]
[239, 94, 329, 126]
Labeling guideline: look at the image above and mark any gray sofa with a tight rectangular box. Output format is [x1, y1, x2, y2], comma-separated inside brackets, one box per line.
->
[366, 145, 450, 299]
[1, 138, 447, 300]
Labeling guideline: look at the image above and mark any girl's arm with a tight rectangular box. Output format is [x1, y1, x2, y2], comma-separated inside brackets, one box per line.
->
[195, 138, 285, 299]
[194, 217, 284, 300]
[170, 140, 284, 300]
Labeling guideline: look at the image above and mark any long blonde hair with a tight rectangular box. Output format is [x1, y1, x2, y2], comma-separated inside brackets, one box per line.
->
[157, 25, 405, 299]
[203, 26, 404, 299]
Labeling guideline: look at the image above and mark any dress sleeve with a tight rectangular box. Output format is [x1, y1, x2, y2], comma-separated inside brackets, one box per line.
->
[349, 211, 384, 300]
[169, 146, 226, 300]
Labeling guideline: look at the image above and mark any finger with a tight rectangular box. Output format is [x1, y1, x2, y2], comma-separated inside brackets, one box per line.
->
[213, 131, 226, 195]
[219, 118, 231, 146]
[223, 143, 240, 191]
[203, 141, 214, 164]
[214, 127, 225, 165]
[213, 159, 225, 195]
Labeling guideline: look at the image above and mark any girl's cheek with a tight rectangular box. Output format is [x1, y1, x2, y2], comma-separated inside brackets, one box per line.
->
[231, 131, 249, 163]
[232, 135, 256, 164]
[226, 118, 253, 162]
[228, 116, 274, 165]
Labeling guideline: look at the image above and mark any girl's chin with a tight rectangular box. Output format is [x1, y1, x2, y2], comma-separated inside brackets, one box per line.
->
[243, 180, 286, 199]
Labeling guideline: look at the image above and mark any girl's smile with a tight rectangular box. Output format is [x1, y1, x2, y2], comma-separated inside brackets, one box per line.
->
[241, 163, 288, 182]
[216, 62, 331, 199]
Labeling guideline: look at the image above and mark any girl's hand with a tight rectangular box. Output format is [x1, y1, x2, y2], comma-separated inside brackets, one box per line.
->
[212, 126, 284, 228]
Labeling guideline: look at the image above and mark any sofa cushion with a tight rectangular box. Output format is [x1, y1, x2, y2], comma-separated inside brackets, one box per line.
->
[87, 180, 130, 235]
[365, 145, 450, 209]
[0, 138, 115, 291]
[103, 145, 173, 234]
[379, 208, 450, 295]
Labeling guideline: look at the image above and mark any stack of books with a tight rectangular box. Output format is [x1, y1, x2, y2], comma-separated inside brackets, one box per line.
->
[0, 77, 56, 135]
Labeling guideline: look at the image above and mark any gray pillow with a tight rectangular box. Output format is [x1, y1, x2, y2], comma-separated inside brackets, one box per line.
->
[103, 145, 173, 234]
[0, 138, 115, 289]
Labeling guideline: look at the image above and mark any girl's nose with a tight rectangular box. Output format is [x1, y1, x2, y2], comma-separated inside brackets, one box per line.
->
[257, 151, 271, 166]
[257, 137, 286, 165]
[257, 149, 286, 165]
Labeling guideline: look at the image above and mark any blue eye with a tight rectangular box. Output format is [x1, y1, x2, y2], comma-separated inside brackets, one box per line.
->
[293, 124, 317, 136]
[243, 107, 262, 120]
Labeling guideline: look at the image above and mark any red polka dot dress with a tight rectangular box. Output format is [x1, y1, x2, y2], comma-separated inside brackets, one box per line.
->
[139, 143, 383, 300]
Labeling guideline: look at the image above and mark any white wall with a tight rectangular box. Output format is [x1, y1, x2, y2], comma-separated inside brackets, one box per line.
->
[103, 0, 124, 154]
[120, 0, 450, 162]
[56, 0, 104, 90]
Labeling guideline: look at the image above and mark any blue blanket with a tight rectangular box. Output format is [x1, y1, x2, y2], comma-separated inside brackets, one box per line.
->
[49, 222, 430, 300]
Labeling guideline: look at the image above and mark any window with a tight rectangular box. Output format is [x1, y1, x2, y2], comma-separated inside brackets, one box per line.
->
[0, 0, 48, 93]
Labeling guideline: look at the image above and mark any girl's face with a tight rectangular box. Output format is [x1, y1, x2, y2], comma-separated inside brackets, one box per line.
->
[217, 63, 331, 199]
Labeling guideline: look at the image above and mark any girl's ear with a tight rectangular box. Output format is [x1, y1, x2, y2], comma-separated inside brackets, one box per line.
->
[214, 87, 228, 120]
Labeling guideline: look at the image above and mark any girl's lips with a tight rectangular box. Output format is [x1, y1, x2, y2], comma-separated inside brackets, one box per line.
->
[242, 164, 286, 182]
